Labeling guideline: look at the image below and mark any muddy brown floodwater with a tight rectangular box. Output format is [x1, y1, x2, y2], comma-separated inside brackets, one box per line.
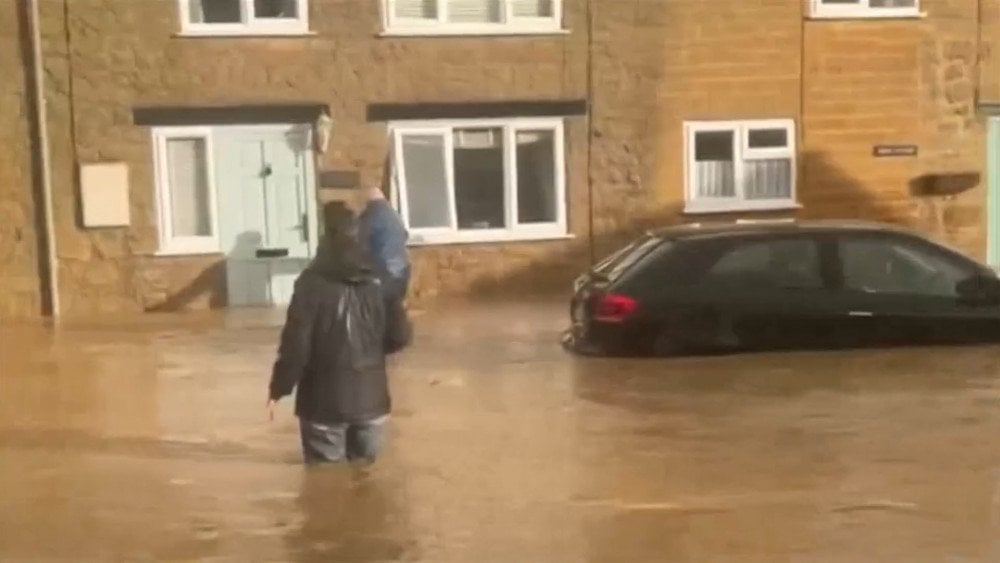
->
[2, 300, 1000, 561]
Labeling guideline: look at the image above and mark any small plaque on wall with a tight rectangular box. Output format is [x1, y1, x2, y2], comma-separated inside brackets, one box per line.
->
[318, 170, 360, 189]
[873, 144, 918, 157]
[80, 162, 131, 227]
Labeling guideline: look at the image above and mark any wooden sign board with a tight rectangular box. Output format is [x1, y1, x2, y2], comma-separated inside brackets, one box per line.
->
[873, 145, 918, 157]
[318, 170, 360, 189]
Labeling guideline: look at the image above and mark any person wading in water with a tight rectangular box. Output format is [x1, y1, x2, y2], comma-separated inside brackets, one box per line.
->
[267, 203, 411, 464]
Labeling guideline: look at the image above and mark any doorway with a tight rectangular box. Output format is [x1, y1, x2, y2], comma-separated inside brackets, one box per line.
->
[213, 124, 318, 306]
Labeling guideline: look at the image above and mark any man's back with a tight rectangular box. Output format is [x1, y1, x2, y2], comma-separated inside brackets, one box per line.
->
[359, 197, 410, 280]
[269, 264, 410, 425]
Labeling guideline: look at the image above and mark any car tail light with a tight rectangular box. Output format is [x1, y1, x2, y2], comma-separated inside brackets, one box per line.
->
[591, 292, 639, 323]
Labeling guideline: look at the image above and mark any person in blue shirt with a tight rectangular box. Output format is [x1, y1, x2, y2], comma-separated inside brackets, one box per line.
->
[356, 185, 410, 302]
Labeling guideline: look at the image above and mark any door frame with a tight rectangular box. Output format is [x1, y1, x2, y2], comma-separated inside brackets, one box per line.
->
[213, 123, 320, 259]
[988, 117, 1000, 267]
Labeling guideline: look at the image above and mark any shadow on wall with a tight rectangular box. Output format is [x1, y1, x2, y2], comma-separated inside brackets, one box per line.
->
[145, 231, 266, 312]
[463, 151, 981, 301]
[141, 151, 982, 311]
[144, 260, 227, 313]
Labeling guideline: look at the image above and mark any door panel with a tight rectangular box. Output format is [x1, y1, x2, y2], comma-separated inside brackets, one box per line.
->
[263, 138, 309, 258]
[215, 126, 315, 307]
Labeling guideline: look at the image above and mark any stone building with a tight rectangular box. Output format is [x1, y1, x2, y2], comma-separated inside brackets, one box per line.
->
[0, 0, 998, 320]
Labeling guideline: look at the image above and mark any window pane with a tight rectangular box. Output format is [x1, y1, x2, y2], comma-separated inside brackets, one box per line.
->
[254, 0, 298, 18]
[395, 0, 437, 18]
[512, 0, 554, 17]
[745, 158, 792, 200]
[748, 128, 788, 149]
[189, 0, 242, 23]
[841, 238, 970, 297]
[704, 239, 822, 289]
[870, 0, 916, 6]
[447, 0, 503, 23]
[165, 138, 212, 238]
[516, 129, 557, 224]
[694, 130, 735, 198]
[401, 134, 451, 229]
[454, 127, 505, 229]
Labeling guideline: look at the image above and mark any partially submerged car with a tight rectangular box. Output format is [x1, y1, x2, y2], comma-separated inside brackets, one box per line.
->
[565, 221, 1000, 356]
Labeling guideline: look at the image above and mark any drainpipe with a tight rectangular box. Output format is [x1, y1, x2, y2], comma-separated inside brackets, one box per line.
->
[26, 0, 60, 318]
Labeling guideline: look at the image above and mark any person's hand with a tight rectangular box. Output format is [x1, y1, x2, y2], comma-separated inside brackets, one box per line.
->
[267, 399, 277, 422]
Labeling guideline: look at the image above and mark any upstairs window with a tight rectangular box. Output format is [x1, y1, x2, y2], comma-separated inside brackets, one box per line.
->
[385, 0, 563, 35]
[179, 0, 309, 35]
[810, 0, 920, 19]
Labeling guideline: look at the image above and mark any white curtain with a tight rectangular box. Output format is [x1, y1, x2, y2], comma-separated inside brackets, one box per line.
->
[447, 0, 503, 23]
[511, 0, 553, 17]
[695, 161, 735, 198]
[744, 158, 792, 200]
[166, 138, 212, 237]
[394, 0, 437, 19]
[400, 134, 451, 229]
[189, 0, 206, 23]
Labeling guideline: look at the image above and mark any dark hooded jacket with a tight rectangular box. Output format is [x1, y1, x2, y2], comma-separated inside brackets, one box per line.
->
[268, 221, 411, 424]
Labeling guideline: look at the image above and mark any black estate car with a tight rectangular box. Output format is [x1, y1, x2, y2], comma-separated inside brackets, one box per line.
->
[564, 221, 1000, 356]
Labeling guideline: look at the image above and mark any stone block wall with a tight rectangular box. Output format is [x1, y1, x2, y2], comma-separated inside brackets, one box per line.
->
[589, 0, 995, 261]
[2, 0, 996, 318]
[26, 0, 590, 316]
[0, 0, 43, 321]
[588, 0, 804, 258]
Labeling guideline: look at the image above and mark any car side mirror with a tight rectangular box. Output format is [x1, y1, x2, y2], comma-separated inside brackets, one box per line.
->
[956, 274, 1000, 304]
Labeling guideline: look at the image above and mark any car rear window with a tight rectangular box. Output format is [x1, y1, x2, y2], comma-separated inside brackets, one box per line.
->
[593, 235, 666, 281]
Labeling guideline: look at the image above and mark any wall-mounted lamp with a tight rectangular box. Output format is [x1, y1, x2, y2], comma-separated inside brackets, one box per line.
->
[314, 110, 333, 154]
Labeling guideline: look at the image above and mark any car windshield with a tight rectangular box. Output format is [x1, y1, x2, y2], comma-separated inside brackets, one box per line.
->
[593, 235, 666, 281]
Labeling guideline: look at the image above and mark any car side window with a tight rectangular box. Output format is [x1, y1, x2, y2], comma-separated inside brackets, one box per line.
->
[840, 237, 974, 297]
[703, 238, 823, 290]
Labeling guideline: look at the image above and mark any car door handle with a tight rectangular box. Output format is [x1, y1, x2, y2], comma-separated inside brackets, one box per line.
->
[848, 311, 874, 317]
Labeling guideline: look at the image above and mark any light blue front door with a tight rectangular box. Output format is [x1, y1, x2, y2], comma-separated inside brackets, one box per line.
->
[214, 125, 316, 306]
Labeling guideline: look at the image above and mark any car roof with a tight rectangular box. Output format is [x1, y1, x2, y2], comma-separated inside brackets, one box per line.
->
[648, 219, 924, 241]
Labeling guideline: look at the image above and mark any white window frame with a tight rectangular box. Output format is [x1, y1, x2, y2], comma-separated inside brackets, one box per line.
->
[809, 0, 922, 19]
[152, 126, 222, 255]
[683, 119, 798, 215]
[178, 0, 310, 36]
[390, 117, 567, 246]
[382, 0, 565, 36]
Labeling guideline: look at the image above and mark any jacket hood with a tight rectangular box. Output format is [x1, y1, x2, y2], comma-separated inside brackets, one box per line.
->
[306, 233, 376, 285]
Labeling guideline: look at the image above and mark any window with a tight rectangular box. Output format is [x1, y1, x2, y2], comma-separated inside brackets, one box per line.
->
[809, 0, 920, 19]
[384, 0, 563, 35]
[391, 118, 566, 245]
[840, 237, 974, 297]
[684, 120, 797, 214]
[179, 0, 309, 35]
[152, 127, 220, 255]
[703, 238, 823, 290]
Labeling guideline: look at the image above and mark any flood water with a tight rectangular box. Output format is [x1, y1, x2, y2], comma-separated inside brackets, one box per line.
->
[3, 301, 1000, 561]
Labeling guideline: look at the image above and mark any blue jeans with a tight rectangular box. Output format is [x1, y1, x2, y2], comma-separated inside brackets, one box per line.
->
[299, 418, 385, 465]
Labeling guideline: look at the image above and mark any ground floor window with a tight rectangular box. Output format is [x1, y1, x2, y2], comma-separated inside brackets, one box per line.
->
[390, 117, 567, 245]
[150, 124, 315, 258]
[809, 0, 919, 19]
[152, 127, 221, 254]
[684, 119, 797, 214]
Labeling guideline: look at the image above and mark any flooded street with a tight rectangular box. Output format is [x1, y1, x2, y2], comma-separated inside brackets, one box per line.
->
[3, 301, 1000, 562]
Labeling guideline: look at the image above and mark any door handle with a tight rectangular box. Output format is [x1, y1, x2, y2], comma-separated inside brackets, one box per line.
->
[848, 311, 874, 317]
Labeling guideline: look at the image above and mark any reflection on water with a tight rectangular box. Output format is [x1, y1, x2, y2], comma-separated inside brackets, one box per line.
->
[2, 302, 1000, 561]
